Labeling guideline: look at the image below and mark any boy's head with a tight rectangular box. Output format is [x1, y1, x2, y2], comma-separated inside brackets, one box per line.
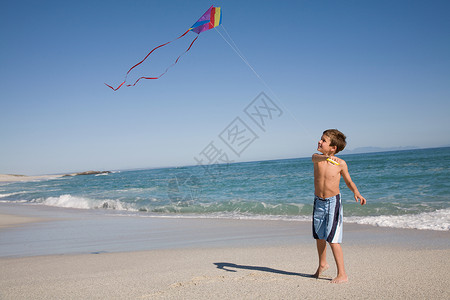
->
[322, 129, 347, 154]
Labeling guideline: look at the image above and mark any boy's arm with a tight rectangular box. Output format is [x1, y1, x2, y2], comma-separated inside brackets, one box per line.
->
[340, 161, 367, 205]
[312, 153, 327, 163]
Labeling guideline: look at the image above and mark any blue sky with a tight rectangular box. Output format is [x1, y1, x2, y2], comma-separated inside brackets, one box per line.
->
[1, 0, 449, 175]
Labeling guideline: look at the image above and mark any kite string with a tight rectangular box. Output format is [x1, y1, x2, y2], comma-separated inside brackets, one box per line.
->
[214, 26, 261, 82]
[215, 25, 312, 139]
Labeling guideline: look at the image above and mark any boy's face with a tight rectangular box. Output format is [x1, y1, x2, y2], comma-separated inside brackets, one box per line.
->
[317, 134, 336, 155]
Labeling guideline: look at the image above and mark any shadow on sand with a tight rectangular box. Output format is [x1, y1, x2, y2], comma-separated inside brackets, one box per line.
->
[214, 262, 330, 281]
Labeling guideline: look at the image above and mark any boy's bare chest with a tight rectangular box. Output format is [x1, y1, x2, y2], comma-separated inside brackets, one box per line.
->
[314, 163, 341, 180]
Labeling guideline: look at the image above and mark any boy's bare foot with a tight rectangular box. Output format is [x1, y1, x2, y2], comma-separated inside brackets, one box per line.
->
[313, 264, 329, 278]
[330, 274, 348, 283]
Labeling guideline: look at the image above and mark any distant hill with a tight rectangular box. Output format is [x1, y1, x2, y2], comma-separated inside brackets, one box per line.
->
[341, 146, 419, 155]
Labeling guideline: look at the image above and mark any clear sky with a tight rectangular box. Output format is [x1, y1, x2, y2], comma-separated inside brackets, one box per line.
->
[1, 0, 449, 175]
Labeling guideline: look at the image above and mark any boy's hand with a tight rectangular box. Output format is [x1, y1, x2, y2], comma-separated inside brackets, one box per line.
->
[354, 193, 366, 205]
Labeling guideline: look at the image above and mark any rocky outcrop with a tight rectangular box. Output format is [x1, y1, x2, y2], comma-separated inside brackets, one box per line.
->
[63, 171, 111, 177]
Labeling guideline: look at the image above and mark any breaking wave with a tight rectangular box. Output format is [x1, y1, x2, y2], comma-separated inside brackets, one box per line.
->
[32, 194, 138, 211]
[26, 194, 450, 231]
[345, 208, 450, 231]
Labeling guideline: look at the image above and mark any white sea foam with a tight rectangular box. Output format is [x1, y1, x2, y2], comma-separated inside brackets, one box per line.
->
[122, 209, 450, 231]
[36, 194, 138, 211]
[41, 194, 92, 209]
[22, 194, 450, 232]
[0, 191, 28, 198]
[0, 199, 29, 203]
[110, 211, 313, 223]
[345, 208, 450, 231]
[127, 210, 450, 231]
[115, 187, 158, 193]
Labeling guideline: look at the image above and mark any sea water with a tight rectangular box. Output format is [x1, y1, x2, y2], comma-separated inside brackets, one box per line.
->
[1, 147, 449, 231]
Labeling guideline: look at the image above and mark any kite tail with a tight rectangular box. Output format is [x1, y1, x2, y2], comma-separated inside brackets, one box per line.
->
[104, 81, 125, 91]
[126, 29, 191, 75]
[105, 29, 192, 91]
[127, 35, 199, 87]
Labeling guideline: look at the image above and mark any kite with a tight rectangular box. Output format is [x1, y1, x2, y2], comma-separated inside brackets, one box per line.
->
[105, 6, 222, 91]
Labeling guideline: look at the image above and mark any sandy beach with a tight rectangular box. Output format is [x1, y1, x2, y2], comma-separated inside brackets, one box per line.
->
[0, 174, 64, 182]
[2, 244, 448, 299]
[0, 204, 449, 299]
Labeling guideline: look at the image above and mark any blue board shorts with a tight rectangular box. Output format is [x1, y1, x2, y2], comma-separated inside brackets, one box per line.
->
[312, 194, 343, 244]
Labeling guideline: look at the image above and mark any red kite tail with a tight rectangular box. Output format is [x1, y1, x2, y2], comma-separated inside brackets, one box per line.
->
[126, 29, 192, 76]
[106, 29, 192, 91]
[104, 81, 125, 91]
[126, 35, 199, 87]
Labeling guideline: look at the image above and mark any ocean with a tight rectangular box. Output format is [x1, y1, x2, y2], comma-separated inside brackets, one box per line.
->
[1, 147, 449, 231]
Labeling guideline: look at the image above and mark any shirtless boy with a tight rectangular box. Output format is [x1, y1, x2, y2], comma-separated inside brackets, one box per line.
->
[312, 129, 366, 283]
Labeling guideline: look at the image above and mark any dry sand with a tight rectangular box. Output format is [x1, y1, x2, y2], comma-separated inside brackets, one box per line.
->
[0, 245, 448, 299]
[0, 207, 449, 299]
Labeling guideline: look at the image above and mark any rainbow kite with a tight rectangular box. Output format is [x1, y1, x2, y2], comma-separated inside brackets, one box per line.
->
[106, 6, 222, 91]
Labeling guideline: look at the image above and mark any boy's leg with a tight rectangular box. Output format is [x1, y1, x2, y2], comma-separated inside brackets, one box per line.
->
[313, 239, 329, 278]
[329, 242, 348, 283]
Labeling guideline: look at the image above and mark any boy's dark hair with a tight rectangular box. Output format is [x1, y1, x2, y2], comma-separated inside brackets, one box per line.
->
[323, 129, 347, 154]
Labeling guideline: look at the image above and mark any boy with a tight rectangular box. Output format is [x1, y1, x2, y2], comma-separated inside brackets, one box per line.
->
[312, 129, 366, 283]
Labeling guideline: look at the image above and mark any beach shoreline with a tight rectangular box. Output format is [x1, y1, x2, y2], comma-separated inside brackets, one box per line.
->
[0, 174, 65, 182]
[0, 213, 52, 229]
[0, 171, 111, 182]
[0, 203, 449, 299]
